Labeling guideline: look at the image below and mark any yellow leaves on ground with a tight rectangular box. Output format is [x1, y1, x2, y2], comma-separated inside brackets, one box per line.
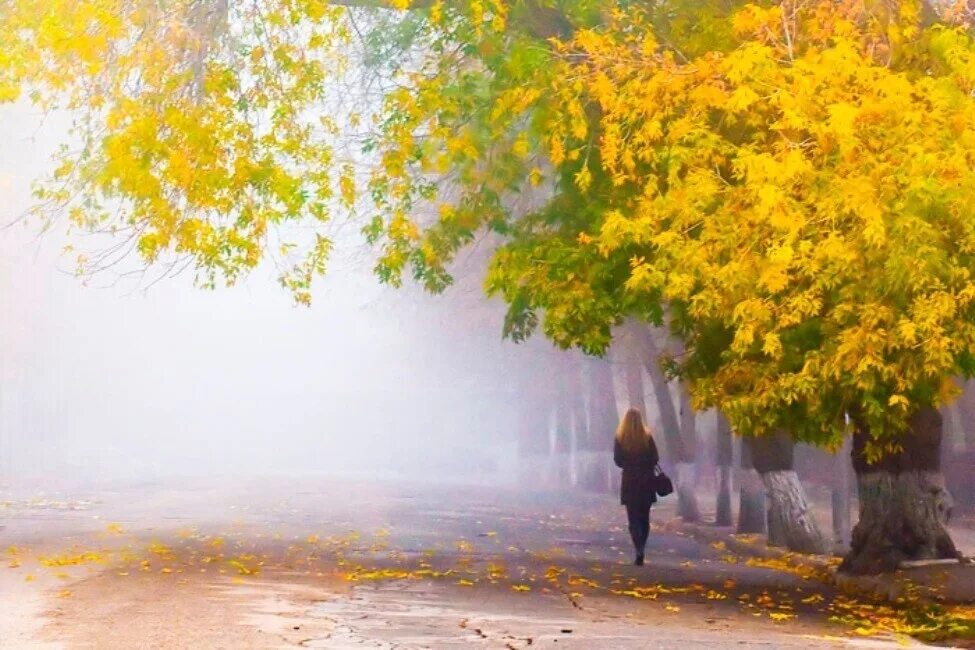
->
[744, 556, 828, 582]
[227, 555, 261, 576]
[826, 594, 975, 641]
[17, 521, 970, 645]
[38, 551, 107, 568]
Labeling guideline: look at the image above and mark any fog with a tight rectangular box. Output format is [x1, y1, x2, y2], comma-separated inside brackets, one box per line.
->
[0, 101, 541, 487]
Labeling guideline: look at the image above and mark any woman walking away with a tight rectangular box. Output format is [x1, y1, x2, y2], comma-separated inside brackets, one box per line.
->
[614, 408, 660, 566]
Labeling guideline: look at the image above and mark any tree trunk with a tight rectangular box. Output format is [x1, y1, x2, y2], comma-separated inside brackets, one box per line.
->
[748, 433, 830, 554]
[716, 412, 734, 526]
[840, 407, 961, 575]
[632, 326, 683, 458]
[514, 361, 556, 489]
[630, 324, 700, 521]
[956, 380, 975, 449]
[737, 438, 767, 534]
[623, 356, 646, 414]
[553, 361, 575, 487]
[832, 433, 853, 549]
[676, 383, 701, 522]
[579, 357, 618, 492]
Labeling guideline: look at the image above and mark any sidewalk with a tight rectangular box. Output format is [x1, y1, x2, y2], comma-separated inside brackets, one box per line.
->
[658, 485, 975, 605]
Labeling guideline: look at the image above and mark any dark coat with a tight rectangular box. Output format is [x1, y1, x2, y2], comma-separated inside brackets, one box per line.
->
[614, 437, 660, 507]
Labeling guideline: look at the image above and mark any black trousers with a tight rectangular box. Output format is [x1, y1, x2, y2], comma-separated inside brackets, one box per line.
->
[625, 503, 651, 555]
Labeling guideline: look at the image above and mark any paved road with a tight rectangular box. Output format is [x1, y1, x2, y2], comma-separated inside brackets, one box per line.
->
[0, 477, 929, 648]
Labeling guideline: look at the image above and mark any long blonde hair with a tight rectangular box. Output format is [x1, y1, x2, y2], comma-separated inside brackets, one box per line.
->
[615, 408, 651, 454]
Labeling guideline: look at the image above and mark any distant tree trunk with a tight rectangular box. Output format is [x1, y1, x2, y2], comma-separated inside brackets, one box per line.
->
[840, 407, 961, 575]
[585, 357, 618, 449]
[676, 383, 701, 522]
[515, 360, 556, 489]
[715, 413, 734, 527]
[579, 357, 618, 492]
[616, 338, 647, 496]
[623, 356, 646, 414]
[630, 326, 683, 458]
[555, 359, 580, 487]
[516, 396, 550, 457]
[748, 433, 830, 554]
[832, 431, 853, 549]
[956, 380, 975, 449]
[628, 325, 700, 520]
[737, 438, 767, 534]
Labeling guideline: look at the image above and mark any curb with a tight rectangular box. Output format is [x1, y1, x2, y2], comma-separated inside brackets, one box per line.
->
[667, 519, 975, 605]
[660, 519, 834, 570]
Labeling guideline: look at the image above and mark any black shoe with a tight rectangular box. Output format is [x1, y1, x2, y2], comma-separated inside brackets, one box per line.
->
[634, 554, 644, 566]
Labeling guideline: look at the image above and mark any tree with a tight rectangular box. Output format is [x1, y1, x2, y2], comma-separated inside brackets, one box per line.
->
[736, 437, 767, 535]
[5, 0, 975, 571]
[628, 324, 701, 521]
[747, 432, 829, 554]
[715, 412, 734, 527]
[581, 355, 619, 492]
[478, 1, 975, 568]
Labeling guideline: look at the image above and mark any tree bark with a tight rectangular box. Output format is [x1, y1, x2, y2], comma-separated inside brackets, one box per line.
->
[840, 407, 961, 575]
[748, 433, 830, 554]
[552, 358, 576, 487]
[578, 357, 618, 492]
[585, 357, 618, 450]
[631, 326, 684, 460]
[628, 325, 700, 520]
[737, 438, 767, 534]
[676, 383, 701, 522]
[715, 412, 734, 527]
[957, 379, 975, 449]
[622, 356, 646, 414]
[832, 433, 853, 548]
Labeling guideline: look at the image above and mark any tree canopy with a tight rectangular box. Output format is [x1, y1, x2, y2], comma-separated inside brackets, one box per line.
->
[4, 0, 975, 454]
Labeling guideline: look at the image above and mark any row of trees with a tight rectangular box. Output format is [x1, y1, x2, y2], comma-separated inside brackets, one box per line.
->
[515, 324, 842, 553]
[2, 0, 975, 573]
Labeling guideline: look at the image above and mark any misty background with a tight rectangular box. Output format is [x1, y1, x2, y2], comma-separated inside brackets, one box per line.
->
[0, 99, 546, 486]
